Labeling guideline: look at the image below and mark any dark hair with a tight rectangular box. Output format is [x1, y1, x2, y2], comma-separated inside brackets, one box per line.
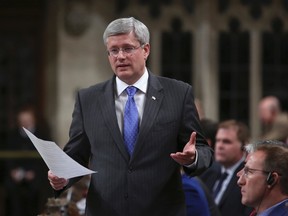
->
[218, 120, 250, 148]
[256, 144, 288, 195]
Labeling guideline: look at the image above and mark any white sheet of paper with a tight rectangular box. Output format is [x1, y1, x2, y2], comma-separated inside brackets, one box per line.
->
[23, 127, 96, 179]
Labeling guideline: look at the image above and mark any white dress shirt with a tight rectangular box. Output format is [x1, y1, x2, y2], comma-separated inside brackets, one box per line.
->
[114, 68, 198, 166]
[115, 68, 148, 133]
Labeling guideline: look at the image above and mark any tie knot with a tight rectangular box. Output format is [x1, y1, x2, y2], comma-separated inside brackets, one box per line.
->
[220, 172, 228, 180]
[126, 86, 137, 97]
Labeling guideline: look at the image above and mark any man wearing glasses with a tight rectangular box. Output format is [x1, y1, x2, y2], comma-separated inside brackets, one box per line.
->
[237, 141, 288, 216]
[48, 17, 213, 216]
[200, 119, 253, 216]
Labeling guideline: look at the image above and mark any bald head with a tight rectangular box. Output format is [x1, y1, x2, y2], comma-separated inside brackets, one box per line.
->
[259, 96, 281, 125]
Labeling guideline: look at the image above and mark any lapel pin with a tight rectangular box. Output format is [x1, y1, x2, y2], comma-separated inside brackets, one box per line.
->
[152, 96, 156, 100]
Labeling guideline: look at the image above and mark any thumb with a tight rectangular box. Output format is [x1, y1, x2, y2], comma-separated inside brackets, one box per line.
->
[188, 132, 197, 146]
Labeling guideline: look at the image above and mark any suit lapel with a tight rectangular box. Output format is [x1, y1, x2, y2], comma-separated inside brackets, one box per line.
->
[219, 162, 244, 205]
[130, 74, 163, 163]
[97, 74, 164, 163]
[98, 78, 130, 162]
[202, 161, 222, 191]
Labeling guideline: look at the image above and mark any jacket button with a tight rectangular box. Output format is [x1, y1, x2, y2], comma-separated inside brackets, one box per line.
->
[128, 167, 133, 173]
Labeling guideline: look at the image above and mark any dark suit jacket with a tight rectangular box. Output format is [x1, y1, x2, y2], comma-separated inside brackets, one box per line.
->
[200, 161, 253, 216]
[60, 72, 213, 216]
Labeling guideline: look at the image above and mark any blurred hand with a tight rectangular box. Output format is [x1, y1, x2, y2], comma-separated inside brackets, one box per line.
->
[48, 170, 69, 190]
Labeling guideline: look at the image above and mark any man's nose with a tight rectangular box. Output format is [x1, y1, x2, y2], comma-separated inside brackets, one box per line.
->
[117, 50, 126, 58]
[237, 169, 245, 186]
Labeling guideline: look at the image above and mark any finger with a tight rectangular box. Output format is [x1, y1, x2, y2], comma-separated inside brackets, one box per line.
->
[171, 152, 194, 160]
[188, 132, 197, 146]
[49, 178, 68, 190]
[171, 152, 189, 157]
[50, 182, 64, 190]
[170, 153, 193, 165]
[48, 170, 57, 180]
[48, 170, 68, 186]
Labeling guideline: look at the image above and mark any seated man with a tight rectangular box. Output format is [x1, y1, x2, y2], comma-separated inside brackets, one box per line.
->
[200, 120, 252, 216]
[237, 140, 288, 216]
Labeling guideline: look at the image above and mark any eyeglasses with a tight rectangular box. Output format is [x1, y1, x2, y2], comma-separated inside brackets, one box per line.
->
[241, 167, 270, 178]
[107, 45, 143, 57]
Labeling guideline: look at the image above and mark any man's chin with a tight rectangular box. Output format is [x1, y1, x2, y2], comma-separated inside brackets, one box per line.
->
[241, 197, 250, 206]
[116, 69, 131, 77]
[215, 157, 226, 164]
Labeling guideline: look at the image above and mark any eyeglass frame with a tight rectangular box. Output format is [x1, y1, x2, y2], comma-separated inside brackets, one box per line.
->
[107, 44, 145, 57]
[240, 166, 270, 179]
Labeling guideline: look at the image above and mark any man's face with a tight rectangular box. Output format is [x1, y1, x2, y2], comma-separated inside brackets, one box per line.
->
[106, 32, 150, 85]
[259, 104, 273, 125]
[215, 127, 243, 167]
[259, 99, 277, 125]
[237, 151, 268, 208]
[18, 111, 35, 129]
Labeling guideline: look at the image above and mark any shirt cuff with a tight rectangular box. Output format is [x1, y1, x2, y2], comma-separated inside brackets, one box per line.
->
[183, 149, 198, 168]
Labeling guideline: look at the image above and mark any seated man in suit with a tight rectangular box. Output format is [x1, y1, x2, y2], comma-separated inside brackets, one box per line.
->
[237, 140, 288, 216]
[200, 120, 253, 216]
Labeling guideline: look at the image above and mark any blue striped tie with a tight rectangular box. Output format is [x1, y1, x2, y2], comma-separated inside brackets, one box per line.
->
[213, 172, 228, 199]
[123, 86, 139, 156]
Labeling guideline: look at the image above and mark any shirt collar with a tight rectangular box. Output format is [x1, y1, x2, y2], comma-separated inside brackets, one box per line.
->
[116, 68, 149, 96]
[221, 156, 245, 175]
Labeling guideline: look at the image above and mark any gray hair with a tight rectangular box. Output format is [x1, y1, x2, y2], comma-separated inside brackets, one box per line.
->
[248, 142, 288, 195]
[245, 140, 287, 154]
[103, 17, 150, 45]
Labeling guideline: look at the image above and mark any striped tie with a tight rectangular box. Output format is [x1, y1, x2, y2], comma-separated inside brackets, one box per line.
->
[123, 86, 139, 156]
[213, 172, 228, 198]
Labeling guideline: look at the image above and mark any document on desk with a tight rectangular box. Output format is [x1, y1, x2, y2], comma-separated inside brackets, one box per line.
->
[23, 127, 96, 179]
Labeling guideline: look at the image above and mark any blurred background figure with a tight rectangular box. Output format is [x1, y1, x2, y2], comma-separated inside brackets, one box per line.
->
[181, 166, 221, 216]
[200, 118, 218, 151]
[183, 175, 221, 216]
[4, 104, 53, 216]
[39, 175, 90, 216]
[181, 169, 210, 216]
[195, 98, 205, 120]
[263, 112, 288, 144]
[258, 96, 281, 137]
[200, 120, 253, 216]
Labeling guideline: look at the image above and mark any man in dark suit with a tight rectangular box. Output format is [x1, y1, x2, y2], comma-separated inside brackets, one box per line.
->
[48, 17, 213, 216]
[237, 140, 288, 216]
[200, 120, 253, 216]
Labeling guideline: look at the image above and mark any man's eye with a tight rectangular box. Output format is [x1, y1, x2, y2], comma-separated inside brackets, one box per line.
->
[124, 47, 134, 52]
[110, 49, 119, 53]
